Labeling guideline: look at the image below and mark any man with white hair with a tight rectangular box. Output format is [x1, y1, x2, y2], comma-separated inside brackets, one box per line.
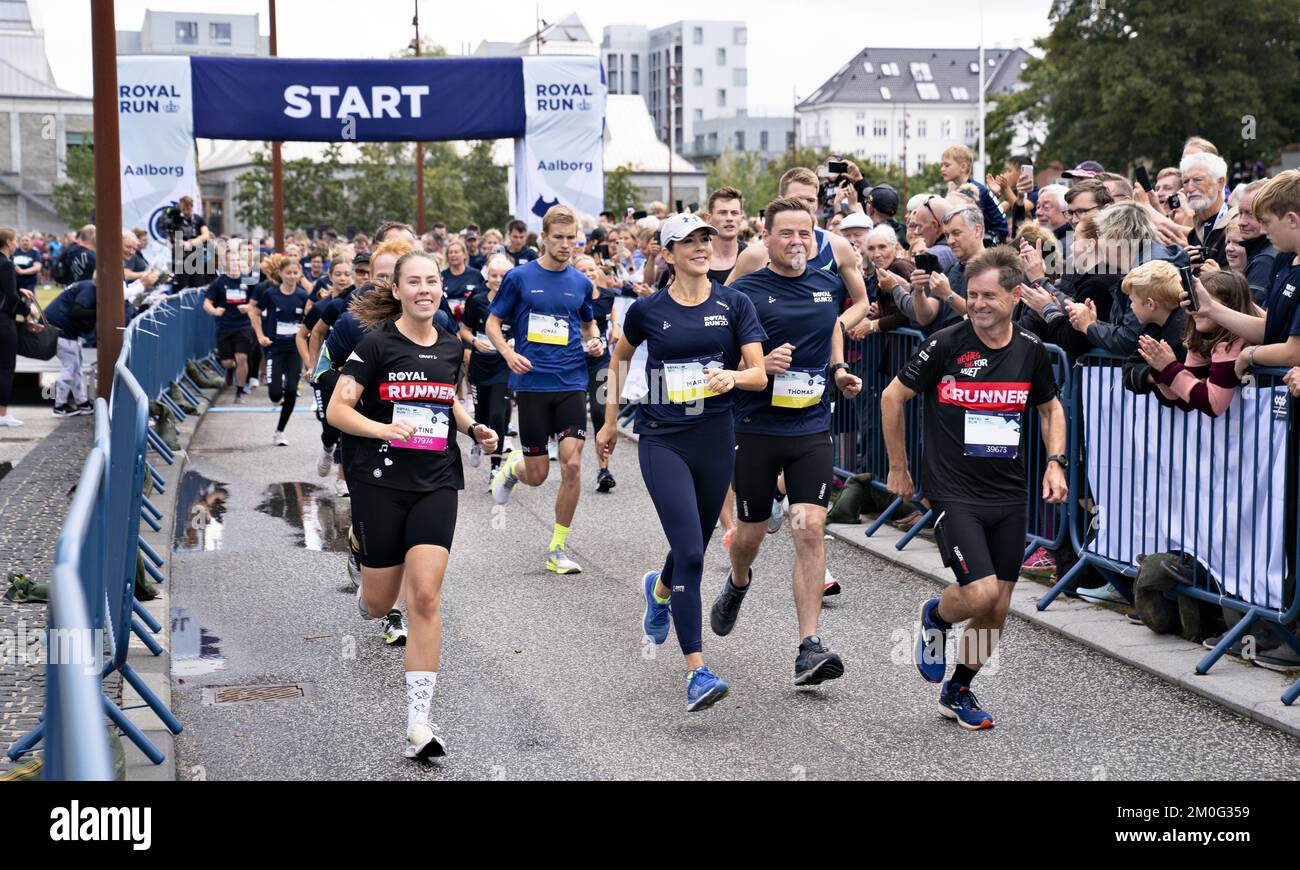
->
[908, 205, 984, 335]
[1181, 151, 1234, 269]
[1035, 184, 1072, 253]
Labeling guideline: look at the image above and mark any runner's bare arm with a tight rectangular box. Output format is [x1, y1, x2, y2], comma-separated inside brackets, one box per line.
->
[733, 342, 769, 392]
[881, 377, 918, 500]
[831, 233, 870, 330]
[1037, 396, 1068, 503]
[724, 243, 770, 285]
[309, 319, 329, 370]
[326, 374, 413, 441]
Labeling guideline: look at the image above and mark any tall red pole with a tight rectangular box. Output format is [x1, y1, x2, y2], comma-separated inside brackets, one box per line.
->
[91, 0, 123, 399]
[413, 2, 425, 235]
[270, 0, 284, 251]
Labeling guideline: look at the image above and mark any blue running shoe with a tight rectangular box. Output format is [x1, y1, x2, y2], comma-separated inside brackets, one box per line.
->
[685, 665, 729, 712]
[938, 680, 995, 731]
[915, 598, 947, 684]
[642, 571, 671, 644]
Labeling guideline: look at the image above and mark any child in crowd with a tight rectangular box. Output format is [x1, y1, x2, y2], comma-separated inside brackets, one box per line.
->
[1139, 270, 1258, 416]
[1119, 259, 1187, 394]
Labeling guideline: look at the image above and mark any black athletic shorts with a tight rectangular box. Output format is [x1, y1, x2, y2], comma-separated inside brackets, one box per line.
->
[516, 390, 587, 456]
[348, 479, 458, 568]
[217, 330, 254, 361]
[733, 431, 834, 523]
[931, 500, 1025, 585]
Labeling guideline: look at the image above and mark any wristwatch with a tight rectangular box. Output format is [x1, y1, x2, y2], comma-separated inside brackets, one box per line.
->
[828, 363, 849, 378]
[1046, 454, 1068, 469]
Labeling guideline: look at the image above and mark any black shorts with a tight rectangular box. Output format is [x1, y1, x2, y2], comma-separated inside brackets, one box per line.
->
[931, 501, 1025, 585]
[515, 390, 587, 456]
[348, 479, 458, 568]
[733, 431, 834, 523]
[217, 330, 254, 361]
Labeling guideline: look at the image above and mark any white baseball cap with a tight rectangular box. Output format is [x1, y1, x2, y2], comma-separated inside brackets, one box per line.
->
[659, 213, 719, 246]
[839, 212, 874, 231]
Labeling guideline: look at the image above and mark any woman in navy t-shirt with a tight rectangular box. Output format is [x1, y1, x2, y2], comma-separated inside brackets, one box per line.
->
[596, 214, 767, 713]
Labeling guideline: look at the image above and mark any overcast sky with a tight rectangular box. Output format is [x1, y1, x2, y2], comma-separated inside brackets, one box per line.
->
[36, 0, 1054, 115]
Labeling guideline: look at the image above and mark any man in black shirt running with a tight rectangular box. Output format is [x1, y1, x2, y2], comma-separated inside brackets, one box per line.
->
[881, 246, 1067, 730]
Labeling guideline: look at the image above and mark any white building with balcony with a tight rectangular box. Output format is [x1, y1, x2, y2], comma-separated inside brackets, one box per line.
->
[117, 9, 269, 57]
[796, 46, 1032, 174]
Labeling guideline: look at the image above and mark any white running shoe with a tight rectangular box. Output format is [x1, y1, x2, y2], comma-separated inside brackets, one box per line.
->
[316, 448, 332, 477]
[767, 496, 786, 535]
[0, 414, 25, 427]
[273, 430, 288, 446]
[491, 450, 522, 505]
[468, 441, 482, 468]
[545, 546, 582, 575]
[247, 378, 260, 390]
[405, 720, 447, 759]
[823, 566, 841, 596]
[334, 477, 349, 497]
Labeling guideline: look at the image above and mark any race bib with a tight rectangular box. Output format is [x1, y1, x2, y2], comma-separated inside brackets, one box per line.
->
[663, 356, 723, 404]
[474, 332, 497, 354]
[527, 312, 568, 346]
[226, 288, 247, 305]
[390, 403, 450, 452]
[963, 411, 1020, 458]
[275, 320, 299, 337]
[772, 367, 827, 408]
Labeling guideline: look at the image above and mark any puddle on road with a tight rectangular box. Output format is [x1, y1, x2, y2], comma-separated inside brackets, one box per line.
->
[171, 605, 225, 677]
[173, 469, 230, 552]
[255, 482, 351, 552]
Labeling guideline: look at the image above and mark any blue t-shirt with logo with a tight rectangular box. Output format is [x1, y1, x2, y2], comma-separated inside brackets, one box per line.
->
[1263, 255, 1300, 346]
[12, 249, 39, 291]
[620, 283, 767, 435]
[489, 260, 595, 393]
[205, 275, 254, 334]
[256, 286, 309, 351]
[730, 266, 846, 436]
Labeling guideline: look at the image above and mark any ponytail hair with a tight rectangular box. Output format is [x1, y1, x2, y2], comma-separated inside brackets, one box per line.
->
[349, 250, 441, 329]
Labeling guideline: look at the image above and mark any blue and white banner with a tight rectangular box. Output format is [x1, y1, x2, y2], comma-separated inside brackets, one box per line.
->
[117, 56, 199, 264]
[189, 56, 526, 142]
[511, 57, 605, 231]
[118, 55, 605, 238]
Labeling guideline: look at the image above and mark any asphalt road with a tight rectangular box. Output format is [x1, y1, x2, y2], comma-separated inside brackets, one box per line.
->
[171, 386, 1300, 780]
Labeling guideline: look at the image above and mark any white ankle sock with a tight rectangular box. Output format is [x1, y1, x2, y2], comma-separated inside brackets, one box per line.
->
[405, 671, 437, 729]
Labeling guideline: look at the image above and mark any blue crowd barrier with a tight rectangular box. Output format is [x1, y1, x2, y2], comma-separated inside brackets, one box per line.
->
[1036, 351, 1300, 704]
[8, 287, 216, 775]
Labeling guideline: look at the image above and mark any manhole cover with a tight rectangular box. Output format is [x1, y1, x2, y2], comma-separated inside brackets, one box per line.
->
[205, 684, 306, 705]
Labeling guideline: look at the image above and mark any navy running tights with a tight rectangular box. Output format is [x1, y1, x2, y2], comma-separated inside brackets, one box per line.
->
[637, 412, 735, 656]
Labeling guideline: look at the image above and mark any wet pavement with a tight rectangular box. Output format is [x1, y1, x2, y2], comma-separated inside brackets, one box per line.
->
[171, 386, 1300, 781]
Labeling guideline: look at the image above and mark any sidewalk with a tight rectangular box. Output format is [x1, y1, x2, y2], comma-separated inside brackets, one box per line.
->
[827, 520, 1300, 739]
[0, 412, 95, 772]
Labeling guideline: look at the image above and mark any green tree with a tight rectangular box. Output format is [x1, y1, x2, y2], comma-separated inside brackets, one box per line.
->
[604, 163, 638, 213]
[52, 143, 95, 228]
[460, 140, 510, 231]
[1000, 0, 1300, 171]
[707, 148, 777, 213]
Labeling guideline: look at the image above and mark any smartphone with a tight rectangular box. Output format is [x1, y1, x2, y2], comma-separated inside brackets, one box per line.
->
[915, 252, 941, 274]
[1178, 263, 1199, 312]
[1134, 164, 1152, 193]
[827, 160, 848, 174]
[1020, 163, 1034, 184]
[1168, 192, 1181, 211]
[633, 210, 648, 220]
[674, 200, 684, 213]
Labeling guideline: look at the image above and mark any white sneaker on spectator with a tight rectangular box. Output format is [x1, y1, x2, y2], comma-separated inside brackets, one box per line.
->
[1076, 582, 1127, 604]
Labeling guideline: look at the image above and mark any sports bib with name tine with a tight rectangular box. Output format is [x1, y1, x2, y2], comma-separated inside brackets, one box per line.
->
[390, 402, 450, 452]
[963, 411, 1020, 458]
[772, 367, 826, 408]
[227, 289, 247, 305]
[527, 312, 568, 345]
[663, 356, 723, 404]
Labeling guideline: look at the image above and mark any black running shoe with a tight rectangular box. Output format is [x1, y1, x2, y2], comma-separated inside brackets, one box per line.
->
[709, 569, 751, 637]
[794, 635, 845, 686]
[596, 468, 616, 493]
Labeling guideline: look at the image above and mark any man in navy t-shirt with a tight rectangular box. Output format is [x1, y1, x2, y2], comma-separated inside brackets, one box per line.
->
[709, 197, 867, 685]
[501, 219, 539, 267]
[486, 206, 603, 575]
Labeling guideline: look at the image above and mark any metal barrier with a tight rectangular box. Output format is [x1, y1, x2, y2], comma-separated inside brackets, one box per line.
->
[1035, 351, 1300, 705]
[8, 287, 216, 774]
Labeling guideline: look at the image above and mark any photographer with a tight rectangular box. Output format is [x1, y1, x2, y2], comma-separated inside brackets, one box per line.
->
[167, 195, 211, 290]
